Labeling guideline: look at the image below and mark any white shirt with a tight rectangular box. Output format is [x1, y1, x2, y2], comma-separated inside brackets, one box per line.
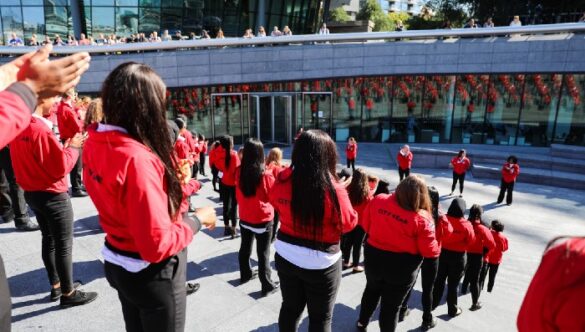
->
[275, 239, 341, 270]
[32, 114, 54, 130]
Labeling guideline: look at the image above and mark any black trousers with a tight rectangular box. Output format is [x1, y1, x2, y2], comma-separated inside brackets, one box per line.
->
[341, 225, 365, 266]
[70, 149, 83, 192]
[461, 253, 483, 304]
[191, 162, 199, 179]
[0, 254, 11, 332]
[275, 253, 341, 332]
[105, 248, 187, 332]
[400, 257, 439, 322]
[199, 154, 206, 175]
[432, 249, 466, 315]
[451, 172, 466, 194]
[239, 221, 276, 292]
[359, 244, 422, 332]
[479, 262, 499, 292]
[211, 166, 219, 190]
[497, 180, 514, 205]
[346, 158, 355, 171]
[0, 147, 29, 224]
[24, 191, 74, 292]
[271, 212, 280, 243]
[220, 184, 237, 228]
[398, 167, 410, 181]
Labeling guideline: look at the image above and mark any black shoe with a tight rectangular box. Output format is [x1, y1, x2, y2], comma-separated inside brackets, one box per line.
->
[50, 281, 82, 302]
[15, 221, 40, 232]
[469, 302, 482, 311]
[224, 227, 230, 236]
[448, 307, 462, 318]
[261, 282, 280, 297]
[71, 190, 88, 198]
[356, 321, 367, 332]
[398, 307, 410, 322]
[230, 226, 236, 239]
[496, 200, 503, 204]
[240, 270, 258, 284]
[421, 318, 437, 330]
[0, 216, 14, 224]
[186, 282, 200, 296]
[60, 289, 98, 308]
[506, 203, 512, 206]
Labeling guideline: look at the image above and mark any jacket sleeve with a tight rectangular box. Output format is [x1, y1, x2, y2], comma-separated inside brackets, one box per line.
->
[182, 179, 201, 197]
[35, 130, 79, 180]
[500, 236, 509, 252]
[417, 214, 440, 258]
[260, 173, 276, 203]
[0, 84, 35, 148]
[482, 226, 496, 250]
[337, 185, 358, 234]
[439, 214, 453, 240]
[466, 224, 477, 249]
[123, 157, 194, 263]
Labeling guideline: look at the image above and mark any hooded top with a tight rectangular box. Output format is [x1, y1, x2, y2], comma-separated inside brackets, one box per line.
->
[442, 198, 475, 252]
[447, 198, 466, 218]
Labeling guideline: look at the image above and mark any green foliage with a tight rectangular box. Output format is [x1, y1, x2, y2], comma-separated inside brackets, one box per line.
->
[329, 6, 351, 23]
[388, 11, 411, 30]
[357, 0, 392, 31]
[425, 0, 469, 27]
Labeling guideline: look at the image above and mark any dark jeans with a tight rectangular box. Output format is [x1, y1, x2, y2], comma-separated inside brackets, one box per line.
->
[70, 148, 83, 192]
[199, 154, 206, 175]
[359, 244, 422, 332]
[211, 166, 219, 190]
[497, 180, 514, 204]
[398, 168, 410, 181]
[479, 262, 499, 292]
[191, 162, 199, 179]
[346, 158, 355, 171]
[105, 248, 187, 332]
[239, 221, 276, 292]
[24, 191, 74, 292]
[220, 184, 237, 228]
[432, 249, 466, 315]
[0, 147, 29, 224]
[401, 257, 439, 322]
[0, 254, 11, 332]
[275, 253, 341, 332]
[451, 172, 466, 194]
[341, 225, 365, 266]
[461, 253, 483, 304]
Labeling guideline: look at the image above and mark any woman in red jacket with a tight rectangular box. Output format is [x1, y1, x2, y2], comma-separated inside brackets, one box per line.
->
[208, 140, 220, 192]
[213, 135, 240, 238]
[460, 204, 495, 311]
[449, 149, 471, 197]
[197, 134, 208, 176]
[10, 96, 98, 308]
[432, 197, 475, 318]
[235, 138, 279, 296]
[397, 145, 413, 181]
[341, 168, 371, 273]
[479, 220, 508, 293]
[265, 147, 285, 243]
[498, 155, 520, 205]
[269, 129, 358, 332]
[357, 175, 440, 332]
[345, 137, 358, 171]
[517, 236, 584, 332]
[83, 63, 215, 332]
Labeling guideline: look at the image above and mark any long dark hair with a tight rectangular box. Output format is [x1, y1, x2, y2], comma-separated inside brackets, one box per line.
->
[347, 168, 369, 206]
[291, 130, 341, 242]
[220, 135, 234, 169]
[468, 204, 483, 223]
[239, 138, 265, 197]
[427, 186, 440, 223]
[101, 62, 182, 218]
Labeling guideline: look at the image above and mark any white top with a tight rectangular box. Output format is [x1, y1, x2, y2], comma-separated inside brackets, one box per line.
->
[102, 246, 150, 273]
[32, 114, 54, 129]
[97, 123, 128, 134]
[275, 239, 341, 270]
[241, 223, 269, 234]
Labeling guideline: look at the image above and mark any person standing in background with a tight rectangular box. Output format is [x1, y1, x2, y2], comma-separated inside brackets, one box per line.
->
[198, 134, 208, 176]
[449, 149, 471, 197]
[479, 220, 508, 293]
[397, 145, 413, 181]
[346, 137, 358, 171]
[497, 155, 520, 205]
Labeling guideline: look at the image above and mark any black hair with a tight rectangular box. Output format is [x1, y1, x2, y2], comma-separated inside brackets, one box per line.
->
[374, 178, 391, 196]
[507, 155, 518, 164]
[291, 130, 341, 243]
[447, 197, 466, 218]
[427, 186, 440, 222]
[219, 135, 234, 169]
[458, 149, 466, 158]
[239, 138, 265, 197]
[491, 220, 504, 232]
[101, 62, 182, 218]
[167, 120, 179, 144]
[468, 204, 483, 223]
[174, 117, 186, 130]
[198, 133, 205, 141]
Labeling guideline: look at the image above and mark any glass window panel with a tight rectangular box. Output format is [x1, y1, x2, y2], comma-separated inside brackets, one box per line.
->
[2, 0, 22, 5]
[390, 76, 425, 143]
[2, 7, 24, 43]
[161, 7, 182, 31]
[554, 74, 585, 146]
[271, 0, 282, 14]
[44, 0, 69, 5]
[116, 6, 138, 36]
[91, 6, 115, 36]
[359, 77, 391, 142]
[83, 6, 92, 36]
[452, 75, 490, 144]
[138, 6, 160, 34]
[161, 0, 183, 7]
[483, 75, 523, 145]
[45, 6, 70, 37]
[91, 0, 115, 5]
[139, 0, 160, 7]
[23, 0, 44, 5]
[116, 0, 137, 6]
[23, 6, 45, 40]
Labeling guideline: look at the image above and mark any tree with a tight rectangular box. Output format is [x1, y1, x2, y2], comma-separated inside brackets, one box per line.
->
[329, 7, 351, 23]
[425, 0, 468, 27]
[357, 0, 393, 31]
[388, 11, 411, 30]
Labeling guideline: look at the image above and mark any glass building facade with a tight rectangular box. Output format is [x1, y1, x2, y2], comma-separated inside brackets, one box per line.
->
[0, 0, 323, 44]
[167, 74, 585, 147]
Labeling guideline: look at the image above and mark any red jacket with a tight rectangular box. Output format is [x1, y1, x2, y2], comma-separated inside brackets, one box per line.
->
[353, 195, 373, 228]
[82, 127, 193, 263]
[362, 194, 440, 258]
[451, 157, 471, 175]
[56, 99, 83, 140]
[266, 162, 286, 178]
[180, 179, 201, 214]
[235, 168, 275, 223]
[486, 230, 508, 264]
[209, 145, 219, 168]
[502, 162, 520, 183]
[11, 116, 78, 193]
[0, 85, 35, 148]
[397, 151, 413, 170]
[441, 216, 475, 253]
[346, 142, 358, 160]
[182, 130, 200, 162]
[436, 214, 454, 252]
[517, 238, 585, 332]
[467, 222, 496, 254]
[269, 167, 358, 245]
[200, 141, 208, 154]
[212, 147, 240, 186]
[174, 139, 191, 162]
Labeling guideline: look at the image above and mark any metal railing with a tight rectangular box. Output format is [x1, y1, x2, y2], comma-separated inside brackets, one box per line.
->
[1, 23, 584, 56]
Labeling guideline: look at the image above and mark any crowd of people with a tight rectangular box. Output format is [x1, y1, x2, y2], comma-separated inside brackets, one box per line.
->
[0, 44, 583, 332]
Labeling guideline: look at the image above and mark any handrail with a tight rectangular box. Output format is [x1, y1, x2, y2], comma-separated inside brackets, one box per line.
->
[1, 23, 584, 55]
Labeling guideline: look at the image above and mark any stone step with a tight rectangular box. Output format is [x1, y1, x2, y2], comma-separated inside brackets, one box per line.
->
[471, 163, 585, 190]
[551, 144, 585, 161]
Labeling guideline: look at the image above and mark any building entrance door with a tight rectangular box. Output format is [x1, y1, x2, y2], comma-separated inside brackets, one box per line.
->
[250, 93, 293, 145]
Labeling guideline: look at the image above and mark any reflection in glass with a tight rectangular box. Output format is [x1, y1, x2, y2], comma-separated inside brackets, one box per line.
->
[44, 0, 69, 5]
[91, 0, 114, 6]
[23, 6, 45, 39]
[92, 7, 115, 35]
[139, 0, 160, 7]
[139, 7, 160, 34]
[2, 6, 24, 42]
[518, 74, 561, 146]
[116, 0, 138, 6]
[45, 6, 70, 37]
[555, 74, 585, 146]
[161, 7, 182, 31]
[22, 0, 44, 5]
[116, 7, 138, 37]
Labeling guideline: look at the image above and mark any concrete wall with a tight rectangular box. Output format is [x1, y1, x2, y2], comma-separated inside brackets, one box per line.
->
[5, 33, 584, 93]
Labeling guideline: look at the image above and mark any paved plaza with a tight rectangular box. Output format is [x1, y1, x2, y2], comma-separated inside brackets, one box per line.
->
[2, 144, 585, 332]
